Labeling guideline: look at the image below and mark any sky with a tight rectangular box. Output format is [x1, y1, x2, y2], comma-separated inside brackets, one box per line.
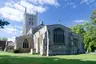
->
[0, 0, 96, 41]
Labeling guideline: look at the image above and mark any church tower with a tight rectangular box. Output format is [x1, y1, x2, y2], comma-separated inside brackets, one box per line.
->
[23, 8, 38, 35]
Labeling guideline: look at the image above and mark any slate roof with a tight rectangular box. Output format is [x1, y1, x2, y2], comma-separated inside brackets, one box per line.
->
[32, 24, 45, 34]
[46, 24, 71, 30]
[32, 24, 71, 34]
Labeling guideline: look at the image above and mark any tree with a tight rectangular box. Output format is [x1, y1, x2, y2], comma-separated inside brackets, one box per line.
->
[0, 37, 7, 41]
[0, 19, 9, 41]
[71, 24, 85, 36]
[70, 9, 96, 52]
[91, 9, 96, 20]
[0, 19, 9, 28]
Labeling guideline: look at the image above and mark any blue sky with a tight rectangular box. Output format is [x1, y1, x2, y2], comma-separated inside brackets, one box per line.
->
[0, 0, 95, 41]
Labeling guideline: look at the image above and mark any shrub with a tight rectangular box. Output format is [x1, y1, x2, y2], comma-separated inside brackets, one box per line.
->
[13, 49, 20, 53]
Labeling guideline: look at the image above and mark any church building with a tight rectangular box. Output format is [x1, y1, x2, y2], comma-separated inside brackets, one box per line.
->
[15, 9, 85, 56]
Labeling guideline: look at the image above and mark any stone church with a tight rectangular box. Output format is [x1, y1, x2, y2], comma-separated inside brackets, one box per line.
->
[15, 9, 85, 56]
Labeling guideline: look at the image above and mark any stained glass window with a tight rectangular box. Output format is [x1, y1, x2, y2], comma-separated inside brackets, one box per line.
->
[53, 28, 64, 44]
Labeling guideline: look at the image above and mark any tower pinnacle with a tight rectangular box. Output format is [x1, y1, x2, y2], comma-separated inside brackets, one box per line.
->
[58, 20, 60, 24]
[25, 7, 27, 13]
[36, 10, 38, 15]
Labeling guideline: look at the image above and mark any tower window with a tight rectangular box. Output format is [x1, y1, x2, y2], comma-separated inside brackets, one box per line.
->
[29, 18, 33, 25]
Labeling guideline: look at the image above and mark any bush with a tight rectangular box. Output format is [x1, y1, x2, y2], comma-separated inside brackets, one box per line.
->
[13, 49, 20, 53]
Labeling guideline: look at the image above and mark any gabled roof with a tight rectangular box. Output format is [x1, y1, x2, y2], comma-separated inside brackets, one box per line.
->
[46, 24, 71, 30]
[24, 24, 71, 36]
[32, 24, 45, 34]
[32, 24, 71, 34]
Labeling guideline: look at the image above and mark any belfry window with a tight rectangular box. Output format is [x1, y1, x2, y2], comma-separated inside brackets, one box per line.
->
[23, 39, 29, 48]
[29, 18, 33, 25]
[53, 28, 64, 44]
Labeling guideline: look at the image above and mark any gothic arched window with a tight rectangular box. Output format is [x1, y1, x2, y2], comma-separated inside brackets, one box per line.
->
[23, 39, 29, 48]
[53, 28, 64, 44]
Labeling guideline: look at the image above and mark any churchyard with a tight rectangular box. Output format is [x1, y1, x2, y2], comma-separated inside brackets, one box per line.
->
[0, 51, 96, 64]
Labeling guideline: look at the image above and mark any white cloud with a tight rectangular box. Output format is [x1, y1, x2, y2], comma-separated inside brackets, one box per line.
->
[15, 25, 22, 29]
[80, 0, 95, 4]
[0, 25, 23, 42]
[0, 6, 23, 22]
[20, 0, 47, 13]
[80, 0, 89, 3]
[0, 25, 22, 36]
[63, 0, 96, 8]
[74, 20, 86, 23]
[26, 0, 59, 6]
[64, 2, 76, 8]
[0, 26, 17, 34]
[8, 37, 15, 42]
[0, 0, 59, 22]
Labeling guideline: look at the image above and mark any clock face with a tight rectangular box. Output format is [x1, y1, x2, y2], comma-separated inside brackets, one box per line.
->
[29, 18, 33, 25]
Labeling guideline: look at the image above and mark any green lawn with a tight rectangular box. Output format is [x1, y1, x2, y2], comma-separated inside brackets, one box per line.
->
[0, 51, 96, 64]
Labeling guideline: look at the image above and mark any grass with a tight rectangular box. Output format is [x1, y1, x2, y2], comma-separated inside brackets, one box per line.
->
[0, 51, 96, 64]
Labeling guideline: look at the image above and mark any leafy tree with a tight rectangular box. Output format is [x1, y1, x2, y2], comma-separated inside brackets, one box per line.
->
[71, 23, 87, 50]
[0, 37, 7, 41]
[0, 19, 9, 28]
[91, 9, 96, 20]
[71, 9, 96, 52]
[71, 24, 85, 36]
[0, 19, 9, 41]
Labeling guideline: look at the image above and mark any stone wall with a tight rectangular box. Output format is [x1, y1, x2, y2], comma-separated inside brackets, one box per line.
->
[33, 26, 48, 56]
[15, 34, 33, 53]
[47, 24, 84, 55]
[47, 24, 72, 55]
